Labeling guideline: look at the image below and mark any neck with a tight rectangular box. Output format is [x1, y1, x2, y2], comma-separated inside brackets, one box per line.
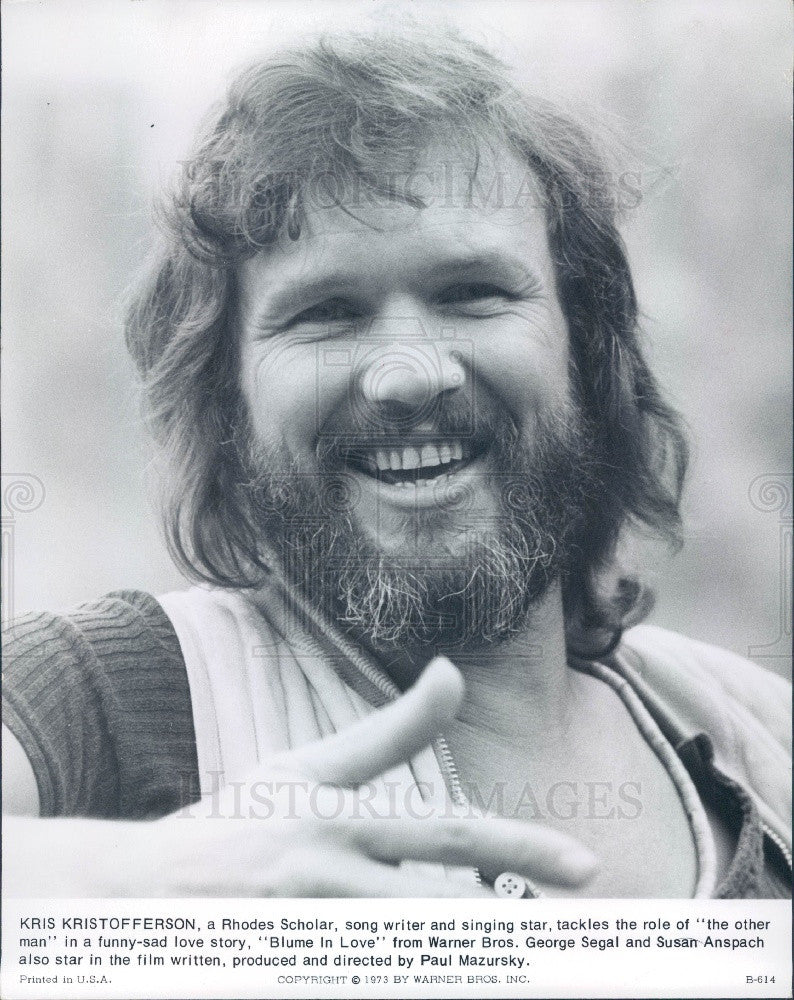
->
[261, 545, 581, 752]
[365, 582, 578, 746]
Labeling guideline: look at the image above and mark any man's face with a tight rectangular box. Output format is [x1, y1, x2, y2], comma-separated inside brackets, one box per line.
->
[236, 146, 592, 649]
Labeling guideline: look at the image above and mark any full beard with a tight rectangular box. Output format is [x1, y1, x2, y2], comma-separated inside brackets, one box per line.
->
[237, 400, 596, 653]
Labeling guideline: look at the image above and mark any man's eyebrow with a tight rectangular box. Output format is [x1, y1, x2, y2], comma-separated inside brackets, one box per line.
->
[254, 250, 543, 322]
[253, 274, 363, 324]
[423, 251, 544, 288]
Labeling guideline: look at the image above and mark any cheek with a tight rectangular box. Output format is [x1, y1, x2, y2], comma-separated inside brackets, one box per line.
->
[240, 339, 349, 454]
[472, 312, 571, 423]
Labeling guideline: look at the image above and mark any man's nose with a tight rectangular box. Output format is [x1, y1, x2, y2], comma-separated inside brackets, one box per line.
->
[354, 331, 467, 425]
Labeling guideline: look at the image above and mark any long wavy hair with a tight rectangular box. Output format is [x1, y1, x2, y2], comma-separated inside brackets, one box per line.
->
[125, 27, 688, 655]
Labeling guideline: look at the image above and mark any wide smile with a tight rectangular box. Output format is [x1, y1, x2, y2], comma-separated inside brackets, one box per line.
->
[339, 437, 489, 507]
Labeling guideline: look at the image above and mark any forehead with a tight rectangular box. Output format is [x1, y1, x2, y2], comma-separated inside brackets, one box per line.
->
[238, 145, 553, 300]
[302, 144, 546, 247]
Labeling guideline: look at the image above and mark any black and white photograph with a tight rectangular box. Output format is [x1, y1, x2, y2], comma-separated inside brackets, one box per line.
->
[2, 1, 791, 997]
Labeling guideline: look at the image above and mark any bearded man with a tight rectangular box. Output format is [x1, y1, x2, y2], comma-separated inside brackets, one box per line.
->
[2, 29, 790, 899]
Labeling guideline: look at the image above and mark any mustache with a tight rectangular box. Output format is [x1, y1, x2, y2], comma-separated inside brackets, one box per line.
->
[315, 395, 520, 466]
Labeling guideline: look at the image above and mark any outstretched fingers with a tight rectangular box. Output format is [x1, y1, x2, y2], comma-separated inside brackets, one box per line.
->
[271, 849, 491, 898]
[280, 657, 465, 787]
[347, 815, 599, 887]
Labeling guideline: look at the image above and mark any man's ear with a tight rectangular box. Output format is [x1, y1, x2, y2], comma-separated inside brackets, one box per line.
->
[564, 549, 656, 660]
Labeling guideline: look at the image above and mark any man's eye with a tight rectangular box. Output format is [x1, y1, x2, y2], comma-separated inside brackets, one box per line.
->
[438, 282, 512, 306]
[291, 299, 362, 325]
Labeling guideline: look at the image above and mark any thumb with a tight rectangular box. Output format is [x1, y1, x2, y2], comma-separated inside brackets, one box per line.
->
[281, 656, 464, 786]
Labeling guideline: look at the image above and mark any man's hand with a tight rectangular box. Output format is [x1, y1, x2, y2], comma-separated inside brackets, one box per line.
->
[133, 657, 598, 896]
[4, 658, 598, 897]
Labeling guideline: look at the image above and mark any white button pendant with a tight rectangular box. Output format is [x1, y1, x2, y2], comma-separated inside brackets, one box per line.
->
[494, 872, 528, 898]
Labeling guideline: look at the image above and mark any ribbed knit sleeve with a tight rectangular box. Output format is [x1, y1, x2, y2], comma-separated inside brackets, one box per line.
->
[2, 591, 199, 819]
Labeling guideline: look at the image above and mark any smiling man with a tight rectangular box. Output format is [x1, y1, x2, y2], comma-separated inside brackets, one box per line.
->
[2, 29, 791, 899]
[236, 144, 587, 657]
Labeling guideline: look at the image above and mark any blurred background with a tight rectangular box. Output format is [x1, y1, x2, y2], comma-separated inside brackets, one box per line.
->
[2, 0, 791, 677]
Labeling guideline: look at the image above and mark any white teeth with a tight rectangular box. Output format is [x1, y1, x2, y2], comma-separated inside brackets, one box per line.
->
[420, 443, 441, 467]
[356, 439, 468, 476]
